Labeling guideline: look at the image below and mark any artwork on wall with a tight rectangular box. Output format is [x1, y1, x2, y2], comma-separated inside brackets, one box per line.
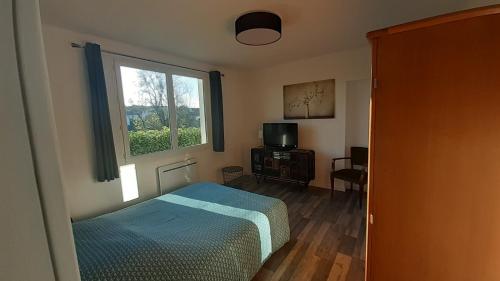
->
[283, 79, 335, 119]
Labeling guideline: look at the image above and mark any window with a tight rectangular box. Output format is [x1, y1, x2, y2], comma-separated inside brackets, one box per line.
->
[173, 75, 207, 148]
[119, 66, 171, 156]
[116, 61, 208, 157]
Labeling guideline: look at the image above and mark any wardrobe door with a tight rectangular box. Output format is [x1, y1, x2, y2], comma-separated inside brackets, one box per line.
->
[369, 13, 500, 281]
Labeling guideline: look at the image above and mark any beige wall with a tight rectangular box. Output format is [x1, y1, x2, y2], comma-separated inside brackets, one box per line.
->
[244, 48, 371, 189]
[43, 25, 252, 219]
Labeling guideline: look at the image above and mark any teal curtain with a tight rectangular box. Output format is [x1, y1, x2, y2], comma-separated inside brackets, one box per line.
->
[209, 71, 224, 152]
[85, 43, 119, 181]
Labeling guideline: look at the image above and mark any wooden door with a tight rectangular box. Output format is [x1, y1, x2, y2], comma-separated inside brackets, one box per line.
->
[367, 8, 500, 281]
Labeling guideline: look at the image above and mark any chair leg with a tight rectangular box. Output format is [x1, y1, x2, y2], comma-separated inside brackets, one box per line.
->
[359, 183, 363, 209]
[350, 182, 353, 191]
[330, 174, 335, 198]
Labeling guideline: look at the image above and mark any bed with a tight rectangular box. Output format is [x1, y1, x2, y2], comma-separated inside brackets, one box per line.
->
[73, 182, 290, 281]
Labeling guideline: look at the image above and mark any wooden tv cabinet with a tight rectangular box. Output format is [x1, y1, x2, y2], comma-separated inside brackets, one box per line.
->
[251, 147, 315, 189]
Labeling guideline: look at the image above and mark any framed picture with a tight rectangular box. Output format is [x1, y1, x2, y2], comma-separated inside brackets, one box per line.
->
[283, 79, 335, 119]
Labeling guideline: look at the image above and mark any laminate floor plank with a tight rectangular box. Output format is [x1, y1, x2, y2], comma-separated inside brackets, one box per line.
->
[327, 253, 352, 281]
[228, 176, 366, 281]
[346, 258, 365, 281]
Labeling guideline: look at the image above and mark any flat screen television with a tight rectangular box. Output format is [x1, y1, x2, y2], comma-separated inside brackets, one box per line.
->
[263, 123, 298, 149]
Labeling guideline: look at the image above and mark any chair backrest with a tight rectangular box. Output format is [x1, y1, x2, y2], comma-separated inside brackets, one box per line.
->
[351, 147, 368, 167]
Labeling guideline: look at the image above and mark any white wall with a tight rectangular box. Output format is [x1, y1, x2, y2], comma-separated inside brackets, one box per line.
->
[244, 48, 371, 189]
[42, 23, 372, 219]
[43, 25, 252, 219]
[462, 0, 500, 9]
[345, 79, 371, 191]
[346, 79, 371, 149]
[3, 1, 80, 281]
[1, 2, 55, 280]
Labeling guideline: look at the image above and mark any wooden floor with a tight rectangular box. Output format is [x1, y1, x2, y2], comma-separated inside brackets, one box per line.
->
[228, 176, 367, 281]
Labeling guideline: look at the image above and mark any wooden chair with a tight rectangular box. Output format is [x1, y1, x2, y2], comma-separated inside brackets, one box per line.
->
[330, 147, 368, 208]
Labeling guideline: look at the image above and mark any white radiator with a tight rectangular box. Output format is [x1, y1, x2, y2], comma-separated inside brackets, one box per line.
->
[157, 158, 199, 195]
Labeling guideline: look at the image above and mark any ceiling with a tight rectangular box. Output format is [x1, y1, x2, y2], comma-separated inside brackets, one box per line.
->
[40, 0, 497, 69]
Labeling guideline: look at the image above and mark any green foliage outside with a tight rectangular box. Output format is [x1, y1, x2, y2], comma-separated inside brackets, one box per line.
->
[128, 127, 202, 156]
[124, 69, 203, 156]
[127, 106, 200, 131]
[177, 127, 202, 148]
[175, 106, 201, 128]
[129, 111, 166, 131]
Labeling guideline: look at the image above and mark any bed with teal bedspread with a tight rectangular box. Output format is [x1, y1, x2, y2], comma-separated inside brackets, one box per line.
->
[73, 182, 290, 281]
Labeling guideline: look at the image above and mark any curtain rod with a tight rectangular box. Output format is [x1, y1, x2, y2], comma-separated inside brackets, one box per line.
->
[70, 42, 224, 77]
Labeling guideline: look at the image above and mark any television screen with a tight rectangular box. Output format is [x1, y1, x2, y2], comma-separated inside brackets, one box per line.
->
[263, 123, 298, 148]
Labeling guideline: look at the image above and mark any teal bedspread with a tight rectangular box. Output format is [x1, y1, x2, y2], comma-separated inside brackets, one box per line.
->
[73, 182, 290, 281]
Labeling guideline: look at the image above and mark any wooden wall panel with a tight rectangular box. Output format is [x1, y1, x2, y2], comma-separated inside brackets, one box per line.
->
[368, 11, 500, 281]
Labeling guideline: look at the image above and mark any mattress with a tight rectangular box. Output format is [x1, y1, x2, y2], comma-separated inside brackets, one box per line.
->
[73, 182, 290, 281]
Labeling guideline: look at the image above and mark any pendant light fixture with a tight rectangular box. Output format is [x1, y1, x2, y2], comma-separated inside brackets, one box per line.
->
[235, 11, 282, 46]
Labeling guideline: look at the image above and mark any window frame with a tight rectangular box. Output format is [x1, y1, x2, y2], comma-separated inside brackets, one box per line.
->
[112, 56, 211, 160]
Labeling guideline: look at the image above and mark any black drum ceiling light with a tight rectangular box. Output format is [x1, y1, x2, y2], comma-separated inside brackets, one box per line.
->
[235, 11, 282, 46]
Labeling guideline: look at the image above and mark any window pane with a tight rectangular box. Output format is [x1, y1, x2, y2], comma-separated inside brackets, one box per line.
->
[172, 75, 207, 148]
[120, 66, 171, 156]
